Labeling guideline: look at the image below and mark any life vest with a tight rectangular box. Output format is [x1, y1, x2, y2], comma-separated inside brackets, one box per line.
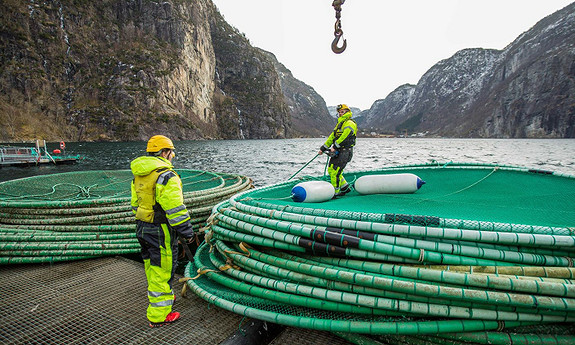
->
[133, 168, 171, 224]
[333, 117, 357, 149]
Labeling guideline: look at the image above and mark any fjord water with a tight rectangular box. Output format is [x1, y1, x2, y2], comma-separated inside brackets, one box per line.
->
[1, 138, 574, 186]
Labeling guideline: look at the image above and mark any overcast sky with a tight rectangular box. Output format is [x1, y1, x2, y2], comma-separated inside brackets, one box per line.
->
[211, 1, 573, 110]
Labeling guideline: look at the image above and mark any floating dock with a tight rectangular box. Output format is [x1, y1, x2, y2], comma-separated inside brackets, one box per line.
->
[0, 141, 80, 167]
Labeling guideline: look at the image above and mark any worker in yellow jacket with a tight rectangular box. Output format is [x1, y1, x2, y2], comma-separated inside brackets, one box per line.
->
[318, 104, 357, 197]
[130, 135, 196, 327]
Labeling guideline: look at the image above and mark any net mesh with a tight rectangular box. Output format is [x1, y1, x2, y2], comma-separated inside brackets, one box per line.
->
[0, 169, 253, 264]
[240, 164, 575, 230]
[192, 245, 400, 323]
[0, 170, 233, 204]
[184, 163, 575, 338]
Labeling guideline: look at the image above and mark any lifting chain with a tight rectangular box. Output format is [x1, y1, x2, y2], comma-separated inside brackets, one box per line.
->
[331, 0, 347, 54]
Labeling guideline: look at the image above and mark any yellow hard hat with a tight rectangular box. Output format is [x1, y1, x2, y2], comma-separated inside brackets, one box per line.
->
[336, 104, 350, 112]
[146, 135, 175, 152]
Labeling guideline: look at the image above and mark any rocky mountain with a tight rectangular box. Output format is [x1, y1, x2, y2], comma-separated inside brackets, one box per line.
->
[0, 0, 329, 142]
[262, 50, 333, 137]
[208, 9, 289, 139]
[360, 3, 575, 138]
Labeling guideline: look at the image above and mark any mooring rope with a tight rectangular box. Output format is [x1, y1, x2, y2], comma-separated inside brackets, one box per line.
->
[288, 154, 321, 180]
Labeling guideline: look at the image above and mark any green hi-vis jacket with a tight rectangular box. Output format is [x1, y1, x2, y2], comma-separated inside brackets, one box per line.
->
[322, 110, 357, 150]
[130, 156, 192, 230]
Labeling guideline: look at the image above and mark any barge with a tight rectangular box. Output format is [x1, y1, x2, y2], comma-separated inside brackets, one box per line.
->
[0, 140, 80, 167]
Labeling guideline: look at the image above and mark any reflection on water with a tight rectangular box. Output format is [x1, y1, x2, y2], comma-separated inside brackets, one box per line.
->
[1, 138, 574, 186]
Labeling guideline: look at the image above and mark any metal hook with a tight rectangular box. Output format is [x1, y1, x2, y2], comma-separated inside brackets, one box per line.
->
[332, 32, 347, 54]
[331, 0, 346, 54]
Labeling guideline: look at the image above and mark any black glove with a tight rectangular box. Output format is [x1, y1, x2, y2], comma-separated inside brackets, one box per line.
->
[173, 221, 195, 240]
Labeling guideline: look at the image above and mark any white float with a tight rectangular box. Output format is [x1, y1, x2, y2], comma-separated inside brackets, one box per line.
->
[291, 181, 335, 203]
[354, 173, 425, 195]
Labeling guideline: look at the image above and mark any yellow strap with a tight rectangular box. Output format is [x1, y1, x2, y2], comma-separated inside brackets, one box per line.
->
[178, 267, 219, 297]
[178, 268, 218, 283]
[239, 242, 252, 256]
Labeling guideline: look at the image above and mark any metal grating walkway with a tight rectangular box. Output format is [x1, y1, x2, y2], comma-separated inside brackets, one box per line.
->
[0, 257, 350, 345]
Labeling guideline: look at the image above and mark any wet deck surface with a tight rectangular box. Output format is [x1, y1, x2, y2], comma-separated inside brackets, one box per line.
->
[0, 257, 350, 344]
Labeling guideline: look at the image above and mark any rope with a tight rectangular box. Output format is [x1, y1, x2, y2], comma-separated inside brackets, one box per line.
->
[179, 268, 219, 297]
[411, 167, 500, 205]
[288, 154, 321, 180]
[443, 167, 499, 196]
[244, 196, 294, 202]
[238, 242, 252, 255]
[238, 316, 248, 336]
[418, 248, 426, 262]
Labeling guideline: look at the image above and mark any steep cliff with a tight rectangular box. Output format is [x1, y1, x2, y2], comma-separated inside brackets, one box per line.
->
[360, 3, 575, 138]
[0, 0, 328, 141]
[208, 10, 290, 139]
[1, 0, 215, 141]
[263, 51, 333, 137]
[471, 4, 575, 138]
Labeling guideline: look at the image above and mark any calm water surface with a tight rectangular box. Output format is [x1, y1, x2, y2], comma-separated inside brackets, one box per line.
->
[1, 138, 574, 187]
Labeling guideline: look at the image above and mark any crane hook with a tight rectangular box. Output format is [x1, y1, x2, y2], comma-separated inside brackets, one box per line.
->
[331, 0, 347, 54]
[332, 31, 347, 54]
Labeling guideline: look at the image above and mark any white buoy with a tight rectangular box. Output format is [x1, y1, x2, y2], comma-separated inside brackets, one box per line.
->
[354, 173, 425, 195]
[291, 181, 335, 203]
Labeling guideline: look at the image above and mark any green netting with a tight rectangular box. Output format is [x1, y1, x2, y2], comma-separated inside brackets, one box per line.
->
[0, 169, 253, 264]
[0, 169, 241, 207]
[185, 242, 537, 335]
[364, 324, 575, 345]
[184, 163, 575, 338]
[238, 163, 575, 230]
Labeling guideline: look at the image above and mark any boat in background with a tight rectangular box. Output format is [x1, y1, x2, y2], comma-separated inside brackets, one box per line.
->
[0, 140, 81, 167]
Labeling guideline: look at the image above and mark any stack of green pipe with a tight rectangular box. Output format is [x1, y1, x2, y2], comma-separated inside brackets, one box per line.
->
[184, 163, 575, 340]
[0, 169, 252, 264]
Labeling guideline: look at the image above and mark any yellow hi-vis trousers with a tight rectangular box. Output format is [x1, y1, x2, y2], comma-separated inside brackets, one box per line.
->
[327, 149, 353, 193]
[137, 221, 177, 323]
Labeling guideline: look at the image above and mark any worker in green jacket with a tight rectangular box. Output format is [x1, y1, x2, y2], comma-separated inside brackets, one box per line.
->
[130, 135, 196, 328]
[318, 104, 357, 197]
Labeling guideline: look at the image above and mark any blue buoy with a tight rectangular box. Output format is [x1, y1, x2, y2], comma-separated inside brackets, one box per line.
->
[291, 186, 307, 202]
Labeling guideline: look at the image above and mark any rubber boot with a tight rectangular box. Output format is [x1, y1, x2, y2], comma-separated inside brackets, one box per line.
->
[149, 312, 180, 328]
[334, 184, 352, 197]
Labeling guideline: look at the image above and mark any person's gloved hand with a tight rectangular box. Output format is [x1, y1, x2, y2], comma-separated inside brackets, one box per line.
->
[184, 234, 196, 244]
[178, 234, 196, 245]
